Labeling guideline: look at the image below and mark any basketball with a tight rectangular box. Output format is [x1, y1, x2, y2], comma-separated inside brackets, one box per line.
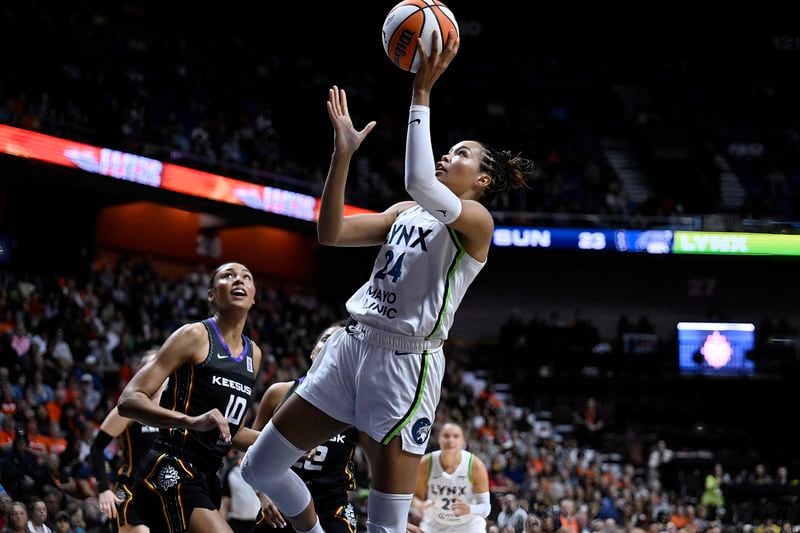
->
[381, 0, 459, 73]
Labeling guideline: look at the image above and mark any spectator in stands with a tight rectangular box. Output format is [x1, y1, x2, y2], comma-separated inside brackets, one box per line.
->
[755, 517, 781, 533]
[775, 465, 789, 486]
[488, 456, 518, 496]
[0, 493, 10, 531]
[51, 512, 71, 533]
[523, 514, 542, 533]
[700, 464, 726, 517]
[77, 375, 99, 414]
[79, 498, 102, 532]
[558, 499, 579, 532]
[496, 494, 527, 533]
[50, 330, 73, 369]
[748, 463, 772, 485]
[10, 326, 30, 358]
[595, 486, 622, 525]
[669, 505, 690, 530]
[2, 501, 27, 533]
[41, 491, 62, 529]
[26, 499, 51, 533]
[647, 439, 673, 480]
[29, 372, 54, 406]
[0, 418, 14, 452]
[572, 397, 604, 447]
[686, 505, 706, 531]
[0, 432, 40, 502]
[0, 386, 15, 420]
[65, 504, 85, 533]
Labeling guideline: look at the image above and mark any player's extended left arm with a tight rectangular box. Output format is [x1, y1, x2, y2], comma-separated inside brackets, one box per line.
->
[469, 492, 491, 518]
[405, 105, 462, 224]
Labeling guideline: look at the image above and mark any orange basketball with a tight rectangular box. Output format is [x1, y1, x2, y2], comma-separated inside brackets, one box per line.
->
[381, 0, 459, 73]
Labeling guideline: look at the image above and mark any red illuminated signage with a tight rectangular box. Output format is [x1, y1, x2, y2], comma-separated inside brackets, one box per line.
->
[0, 124, 373, 220]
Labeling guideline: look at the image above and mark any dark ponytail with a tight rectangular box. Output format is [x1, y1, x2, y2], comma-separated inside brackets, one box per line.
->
[478, 144, 534, 205]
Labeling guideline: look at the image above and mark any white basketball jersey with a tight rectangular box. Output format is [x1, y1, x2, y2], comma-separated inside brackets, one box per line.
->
[346, 206, 485, 340]
[421, 450, 485, 533]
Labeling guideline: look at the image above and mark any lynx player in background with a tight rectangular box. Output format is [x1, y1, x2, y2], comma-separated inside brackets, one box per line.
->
[413, 422, 490, 533]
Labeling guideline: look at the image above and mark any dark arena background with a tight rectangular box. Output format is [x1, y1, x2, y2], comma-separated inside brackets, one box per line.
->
[1, 3, 799, 531]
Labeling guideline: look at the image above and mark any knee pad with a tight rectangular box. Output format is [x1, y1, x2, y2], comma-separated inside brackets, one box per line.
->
[366, 489, 413, 533]
[240, 421, 311, 517]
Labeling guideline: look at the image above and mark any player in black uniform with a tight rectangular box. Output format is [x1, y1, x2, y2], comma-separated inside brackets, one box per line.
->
[251, 322, 360, 533]
[89, 350, 165, 533]
[118, 262, 262, 533]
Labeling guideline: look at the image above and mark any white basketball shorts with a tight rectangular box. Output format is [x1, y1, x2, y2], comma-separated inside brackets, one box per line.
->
[295, 318, 445, 455]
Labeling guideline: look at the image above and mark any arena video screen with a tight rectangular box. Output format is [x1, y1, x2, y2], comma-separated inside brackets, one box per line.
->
[677, 322, 756, 376]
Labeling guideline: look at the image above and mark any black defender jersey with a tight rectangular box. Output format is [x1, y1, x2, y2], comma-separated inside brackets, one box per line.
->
[155, 318, 255, 469]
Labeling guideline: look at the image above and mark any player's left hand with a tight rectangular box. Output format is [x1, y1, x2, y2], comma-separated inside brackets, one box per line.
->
[259, 493, 287, 528]
[450, 498, 470, 516]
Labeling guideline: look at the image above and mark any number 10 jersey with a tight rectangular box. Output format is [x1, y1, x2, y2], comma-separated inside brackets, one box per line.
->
[156, 318, 255, 467]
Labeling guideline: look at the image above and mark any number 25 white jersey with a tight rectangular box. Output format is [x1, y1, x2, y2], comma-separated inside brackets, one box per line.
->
[421, 450, 486, 533]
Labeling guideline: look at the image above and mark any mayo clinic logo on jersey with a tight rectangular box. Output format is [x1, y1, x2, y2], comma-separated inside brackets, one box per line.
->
[246, 356, 253, 373]
[412, 417, 432, 445]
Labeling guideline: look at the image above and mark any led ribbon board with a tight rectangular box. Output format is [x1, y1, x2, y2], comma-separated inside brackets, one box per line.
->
[0, 124, 373, 221]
